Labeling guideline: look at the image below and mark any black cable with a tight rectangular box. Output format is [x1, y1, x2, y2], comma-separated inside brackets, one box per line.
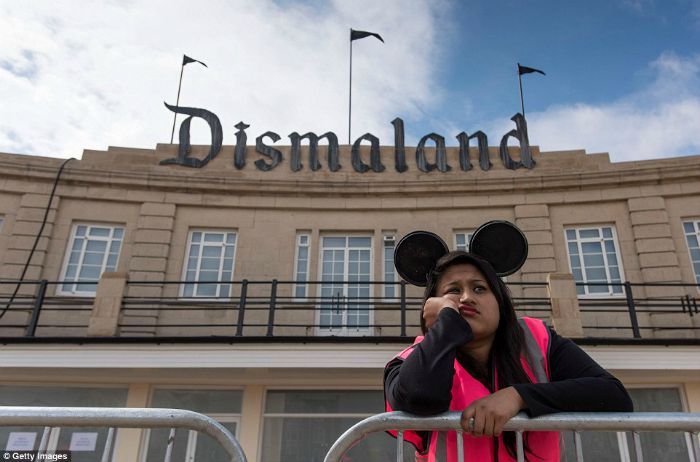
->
[0, 157, 76, 319]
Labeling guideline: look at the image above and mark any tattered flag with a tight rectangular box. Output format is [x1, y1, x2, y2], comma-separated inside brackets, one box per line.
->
[350, 29, 384, 42]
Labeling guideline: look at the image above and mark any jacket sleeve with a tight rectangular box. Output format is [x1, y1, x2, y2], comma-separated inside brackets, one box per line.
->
[384, 308, 474, 415]
[513, 327, 634, 416]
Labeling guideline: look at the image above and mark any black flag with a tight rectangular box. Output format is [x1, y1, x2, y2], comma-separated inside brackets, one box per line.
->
[183, 55, 207, 67]
[350, 29, 384, 42]
[518, 63, 545, 75]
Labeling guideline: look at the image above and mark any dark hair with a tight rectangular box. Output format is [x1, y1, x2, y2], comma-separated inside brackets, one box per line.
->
[422, 251, 536, 460]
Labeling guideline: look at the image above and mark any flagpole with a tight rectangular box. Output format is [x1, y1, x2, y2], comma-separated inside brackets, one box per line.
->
[518, 65, 525, 117]
[348, 29, 353, 145]
[170, 61, 185, 144]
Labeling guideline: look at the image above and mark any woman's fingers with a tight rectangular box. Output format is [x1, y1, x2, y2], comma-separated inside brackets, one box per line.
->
[460, 407, 475, 433]
[422, 297, 459, 330]
[461, 389, 524, 437]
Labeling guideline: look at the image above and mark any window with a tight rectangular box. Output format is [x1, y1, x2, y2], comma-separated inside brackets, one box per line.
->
[383, 235, 397, 299]
[59, 224, 124, 295]
[293, 233, 310, 299]
[454, 231, 473, 251]
[562, 387, 690, 461]
[143, 389, 241, 462]
[318, 236, 372, 334]
[683, 220, 700, 286]
[565, 226, 624, 296]
[0, 385, 127, 461]
[181, 230, 237, 298]
[0, 215, 4, 233]
[261, 390, 412, 462]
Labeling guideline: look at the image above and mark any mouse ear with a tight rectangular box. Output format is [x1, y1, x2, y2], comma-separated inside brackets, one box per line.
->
[394, 231, 449, 287]
[469, 221, 528, 276]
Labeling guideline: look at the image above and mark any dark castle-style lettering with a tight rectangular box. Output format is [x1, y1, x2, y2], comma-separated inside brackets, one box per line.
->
[161, 103, 535, 172]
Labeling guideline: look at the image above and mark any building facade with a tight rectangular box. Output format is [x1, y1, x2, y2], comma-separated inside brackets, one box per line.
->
[0, 142, 699, 461]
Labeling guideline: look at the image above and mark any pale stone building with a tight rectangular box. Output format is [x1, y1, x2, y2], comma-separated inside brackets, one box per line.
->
[0, 141, 699, 461]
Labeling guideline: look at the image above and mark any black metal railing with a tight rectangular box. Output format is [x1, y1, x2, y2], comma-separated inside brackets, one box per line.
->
[1, 278, 698, 340]
[0, 280, 95, 337]
[117, 280, 553, 338]
[119, 280, 425, 338]
[577, 282, 700, 339]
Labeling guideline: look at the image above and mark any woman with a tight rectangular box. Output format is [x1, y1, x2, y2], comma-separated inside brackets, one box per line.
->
[384, 251, 633, 461]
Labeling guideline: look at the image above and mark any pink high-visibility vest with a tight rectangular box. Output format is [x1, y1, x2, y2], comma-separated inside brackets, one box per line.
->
[386, 317, 560, 462]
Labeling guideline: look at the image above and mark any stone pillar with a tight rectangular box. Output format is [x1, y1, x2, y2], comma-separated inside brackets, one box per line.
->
[88, 272, 127, 336]
[239, 385, 265, 462]
[121, 202, 176, 335]
[628, 197, 681, 296]
[547, 273, 584, 337]
[0, 193, 59, 282]
[514, 204, 556, 299]
[0, 194, 59, 331]
[113, 383, 150, 462]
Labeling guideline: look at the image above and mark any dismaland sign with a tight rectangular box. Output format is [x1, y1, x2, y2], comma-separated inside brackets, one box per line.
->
[161, 103, 535, 173]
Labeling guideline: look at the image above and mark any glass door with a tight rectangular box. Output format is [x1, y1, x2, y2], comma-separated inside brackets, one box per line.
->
[318, 236, 372, 335]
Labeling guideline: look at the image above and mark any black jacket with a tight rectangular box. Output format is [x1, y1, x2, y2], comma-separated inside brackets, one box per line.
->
[385, 308, 633, 418]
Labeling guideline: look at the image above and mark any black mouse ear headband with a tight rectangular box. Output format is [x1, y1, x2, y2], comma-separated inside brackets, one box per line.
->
[393, 220, 528, 286]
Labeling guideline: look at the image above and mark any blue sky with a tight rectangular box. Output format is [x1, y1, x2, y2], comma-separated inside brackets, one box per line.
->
[433, 0, 700, 127]
[1, 0, 700, 161]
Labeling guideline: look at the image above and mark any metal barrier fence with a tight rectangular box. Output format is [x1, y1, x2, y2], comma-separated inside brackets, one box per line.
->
[324, 411, 700, 462]
[0, 406, 247, 462]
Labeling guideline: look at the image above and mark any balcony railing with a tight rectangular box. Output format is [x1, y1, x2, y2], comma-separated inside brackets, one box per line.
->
[0, 278, 698, 341]
[577, 282, 700, 339]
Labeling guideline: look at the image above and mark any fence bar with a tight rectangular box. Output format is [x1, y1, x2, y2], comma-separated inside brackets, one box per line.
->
[101, 427, 115, 462]
[26, 279, 48, 337]
[692, 432, 700, 462]
[516, 430, 525, 462]
[0, 406, 246, 462]
[456, 431, 464, 462]
[616, 432, 630, 462]
[323, 411, 700, 462]
[236, 280, 248, 336]
[266, 279, 278, 337]
[623, 282, 641, 338]
[633, 431, 643, 462]
[164, 427, 176, 462]
[685, 295, 694, 317]
[396, 430, 403, 462]
[574, 431, 584, 462]
[38, 426, 51, 451]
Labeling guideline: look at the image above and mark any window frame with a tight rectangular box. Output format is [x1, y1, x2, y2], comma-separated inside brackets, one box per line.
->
[140, 386, 243, 462]
[259, 387, 387, 462]
[0, 383, 128, 455]
[315, 234, 374, 336]
[57, 222, 125, 296]
[292, 233, 311, 301]
[382, 234, 398, 301]
[453, 230, 473, 252]
[682, 219, 700, 290]
[564, 225, 626, 298]
[179, 229, 238, 300]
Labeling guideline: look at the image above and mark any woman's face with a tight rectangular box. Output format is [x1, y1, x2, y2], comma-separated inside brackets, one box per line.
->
[435, 263, 500, 342]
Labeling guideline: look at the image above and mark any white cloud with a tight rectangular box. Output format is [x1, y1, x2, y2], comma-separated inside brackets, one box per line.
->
[0, 0, 448, 158]
[491, 52, 700, 162]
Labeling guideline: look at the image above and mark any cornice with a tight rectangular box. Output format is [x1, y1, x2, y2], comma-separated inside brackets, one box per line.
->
[1, 151, 699, 201]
